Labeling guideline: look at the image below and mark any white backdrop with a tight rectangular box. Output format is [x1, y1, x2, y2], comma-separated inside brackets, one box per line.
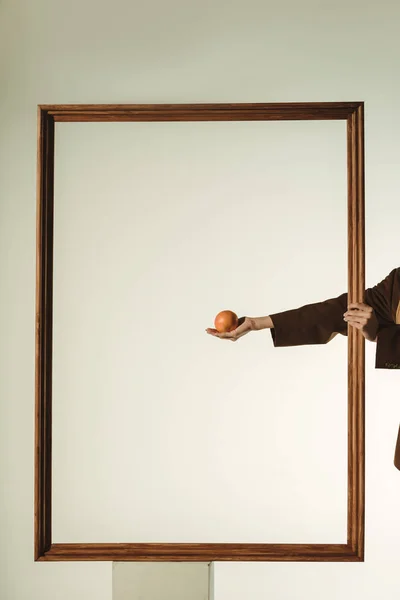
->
[52, 120, 348, 544]
[3, 1, 400, 598]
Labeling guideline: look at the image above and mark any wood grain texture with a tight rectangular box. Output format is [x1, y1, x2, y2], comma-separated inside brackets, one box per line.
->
[35, 102, 365, 562]
[39, 102, 362, 122]
[346, 103, 365, 560]
[35, 107, 55, 560]
[37, 543, 361, 562]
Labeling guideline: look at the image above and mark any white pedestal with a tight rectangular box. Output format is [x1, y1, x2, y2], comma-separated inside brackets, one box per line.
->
[113, 562, 213, 600]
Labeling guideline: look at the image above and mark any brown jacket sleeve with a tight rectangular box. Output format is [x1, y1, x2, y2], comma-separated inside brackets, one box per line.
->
[270, 293, 348, 347]
[269, 267, 400, 370]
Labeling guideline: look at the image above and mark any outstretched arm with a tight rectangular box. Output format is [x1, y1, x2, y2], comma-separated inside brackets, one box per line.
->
[206, 268, 400, 470]
[206, 268, 400, 368]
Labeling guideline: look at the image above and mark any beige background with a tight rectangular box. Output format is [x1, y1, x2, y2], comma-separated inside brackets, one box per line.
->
[52, 120, 347, 544]
[1, 0, 400, 599]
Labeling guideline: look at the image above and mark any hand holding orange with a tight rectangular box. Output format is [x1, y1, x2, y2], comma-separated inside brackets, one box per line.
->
[213, 310, 239, 333]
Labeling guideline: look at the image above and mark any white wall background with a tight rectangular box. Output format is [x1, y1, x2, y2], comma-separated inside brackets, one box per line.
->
[1, 0, 400, 599]
[51, 120, 347, 545]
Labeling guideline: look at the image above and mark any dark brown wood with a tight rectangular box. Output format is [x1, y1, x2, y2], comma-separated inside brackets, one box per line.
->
[347, 103, 365, 560]
[35, 107, 55, 560]
[39, 102, 362, 122]
[35, 102, 365, 562]
[37, 543, 360, 562]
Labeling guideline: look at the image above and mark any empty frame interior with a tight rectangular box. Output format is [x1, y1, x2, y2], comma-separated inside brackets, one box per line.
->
[35, 103, 365, 562]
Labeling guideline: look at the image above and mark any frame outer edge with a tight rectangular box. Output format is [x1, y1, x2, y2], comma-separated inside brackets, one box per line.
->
[347, 103, 365, 559]
[35, 102, 365, 562]
[35, 107, 55, 560]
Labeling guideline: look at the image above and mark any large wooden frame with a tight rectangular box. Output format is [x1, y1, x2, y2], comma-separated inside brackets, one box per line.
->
[35, 102, 365, 562]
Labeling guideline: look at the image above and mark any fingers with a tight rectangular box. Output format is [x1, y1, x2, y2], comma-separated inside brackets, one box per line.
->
[347, 302, 373, 313]
[206, 328, 236, 340]
[224, 319, 249, 338]
[344, 305, 373, 321]
[344, 315, 368, 327]
[212, 326, 243, 341]
[206, 317, 248, 341]
[344, 311, 369, 321]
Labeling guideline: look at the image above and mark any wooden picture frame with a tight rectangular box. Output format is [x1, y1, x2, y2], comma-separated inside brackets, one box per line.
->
[35, 102, 365, 562]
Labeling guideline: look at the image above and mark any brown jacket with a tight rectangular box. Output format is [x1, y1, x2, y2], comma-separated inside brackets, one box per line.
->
[269, 267, 400, 470]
